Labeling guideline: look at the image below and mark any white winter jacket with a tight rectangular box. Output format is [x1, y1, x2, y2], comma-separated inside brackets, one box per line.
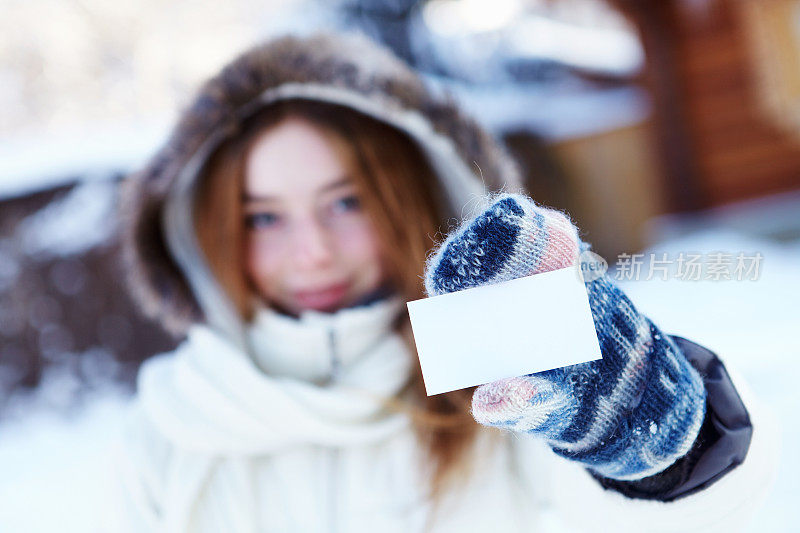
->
[109, 292, 778, 533]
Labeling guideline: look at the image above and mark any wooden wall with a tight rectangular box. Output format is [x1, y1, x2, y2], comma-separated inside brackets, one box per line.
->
[614, 0, 800, 211]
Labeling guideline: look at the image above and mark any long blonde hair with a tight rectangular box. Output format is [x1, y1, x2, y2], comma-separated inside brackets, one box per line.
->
[193, 98, 481, 505]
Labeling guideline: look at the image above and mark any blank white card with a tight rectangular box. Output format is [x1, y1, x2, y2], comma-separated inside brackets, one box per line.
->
[407, 266, 602, 396]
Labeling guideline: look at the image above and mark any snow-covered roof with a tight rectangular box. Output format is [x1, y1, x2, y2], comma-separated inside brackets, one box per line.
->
[445, 81, 650, 142]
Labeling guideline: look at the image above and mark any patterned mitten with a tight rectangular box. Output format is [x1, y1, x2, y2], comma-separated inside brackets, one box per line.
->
[424, 193, 707, 481]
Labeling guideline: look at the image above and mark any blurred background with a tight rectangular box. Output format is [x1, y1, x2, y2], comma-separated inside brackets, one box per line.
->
[1, 0, 798, 530]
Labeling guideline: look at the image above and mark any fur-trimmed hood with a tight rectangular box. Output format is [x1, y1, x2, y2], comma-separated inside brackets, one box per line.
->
[119, 30, 524, 344]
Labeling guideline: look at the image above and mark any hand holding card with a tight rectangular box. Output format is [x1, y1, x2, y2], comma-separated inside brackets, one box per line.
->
[419, 193, 708, 481]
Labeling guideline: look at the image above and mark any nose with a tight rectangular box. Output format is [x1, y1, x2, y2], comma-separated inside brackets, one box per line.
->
[290, 215, 335, 269]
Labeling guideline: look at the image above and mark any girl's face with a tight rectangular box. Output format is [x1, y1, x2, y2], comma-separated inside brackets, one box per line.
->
[242, 117, 389, 316]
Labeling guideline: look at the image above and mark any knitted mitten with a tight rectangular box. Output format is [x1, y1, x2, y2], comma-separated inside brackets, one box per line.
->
[424, 193, 707, 481]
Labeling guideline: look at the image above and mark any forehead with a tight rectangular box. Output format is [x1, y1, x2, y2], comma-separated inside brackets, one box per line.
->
[243, 118, 349, 198]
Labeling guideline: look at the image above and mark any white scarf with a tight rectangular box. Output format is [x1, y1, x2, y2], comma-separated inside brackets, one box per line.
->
[136, 294, 414, 455]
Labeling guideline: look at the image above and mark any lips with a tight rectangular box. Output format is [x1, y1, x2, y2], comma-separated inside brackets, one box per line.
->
[292, 282, 349, 311]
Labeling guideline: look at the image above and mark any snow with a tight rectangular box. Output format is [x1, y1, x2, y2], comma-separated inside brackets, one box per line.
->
[420, 1, 643, 80]
[447, 83, 650, 142]
[0, 226, 797, 531]
[0, 385, 131, 532]
[0, 118, 169, 200]
[612, 230, 799, 532]
[505, 15, 644, 74]
[16, 179, 120, 258]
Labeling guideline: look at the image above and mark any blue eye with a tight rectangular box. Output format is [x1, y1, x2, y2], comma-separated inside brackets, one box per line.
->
[245, 212, 279, 229]
[334, 194, 361, 212]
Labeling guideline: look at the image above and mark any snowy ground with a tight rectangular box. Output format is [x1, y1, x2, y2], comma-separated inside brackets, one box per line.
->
[0, 384, 132, 531]
[0, 227, 797, 532]
[615, 228, 799, 533]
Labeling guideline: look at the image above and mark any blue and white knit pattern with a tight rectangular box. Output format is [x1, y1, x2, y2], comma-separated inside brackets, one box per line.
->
[424, 193, 707, 481]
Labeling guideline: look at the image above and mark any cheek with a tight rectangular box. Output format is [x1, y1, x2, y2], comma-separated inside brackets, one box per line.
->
[245, 237, 281, 285]
[335, 222, 385, 268]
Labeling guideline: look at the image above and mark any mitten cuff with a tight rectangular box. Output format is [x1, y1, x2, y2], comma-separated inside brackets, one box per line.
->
[588, 335, 753, 501]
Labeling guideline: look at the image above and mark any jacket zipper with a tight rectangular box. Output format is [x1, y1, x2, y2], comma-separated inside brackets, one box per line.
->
[328, 328, 340, 381]
[328, 327, 339, 533]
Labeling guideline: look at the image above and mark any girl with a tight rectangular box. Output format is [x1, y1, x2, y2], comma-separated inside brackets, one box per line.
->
[112, 32, 777, 532]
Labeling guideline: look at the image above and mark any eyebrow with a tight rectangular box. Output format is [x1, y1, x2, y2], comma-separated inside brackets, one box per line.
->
[241, 175, 353, 203]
